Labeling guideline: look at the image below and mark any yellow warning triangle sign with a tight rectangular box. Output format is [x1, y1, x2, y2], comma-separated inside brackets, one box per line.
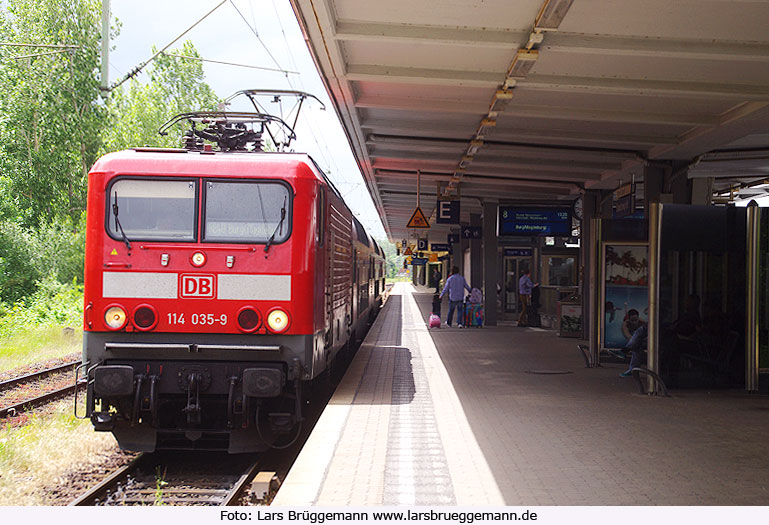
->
[407, 207, 430, 229]
[110, 248, 118, 256]
[403, 246, 413, 256]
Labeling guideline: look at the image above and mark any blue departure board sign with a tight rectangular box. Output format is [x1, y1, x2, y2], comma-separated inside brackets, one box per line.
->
[498, 207, 572, 236]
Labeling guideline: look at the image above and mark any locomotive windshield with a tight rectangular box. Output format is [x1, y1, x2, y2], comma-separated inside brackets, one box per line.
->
[204, 180, 292, 243]
[107, 179, 197, 241]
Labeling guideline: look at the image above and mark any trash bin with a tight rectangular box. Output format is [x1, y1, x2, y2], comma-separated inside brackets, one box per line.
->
[558, 298, 582, 338]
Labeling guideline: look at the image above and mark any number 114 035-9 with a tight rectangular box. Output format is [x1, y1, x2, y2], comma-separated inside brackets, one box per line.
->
[167, 312, 228, 326]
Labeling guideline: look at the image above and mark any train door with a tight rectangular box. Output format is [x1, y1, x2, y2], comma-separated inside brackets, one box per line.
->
[352, 247, 358, 323]
[326, 229, 335, 347]
[373, 255, 380, 298]
[502, 256, 532, 313]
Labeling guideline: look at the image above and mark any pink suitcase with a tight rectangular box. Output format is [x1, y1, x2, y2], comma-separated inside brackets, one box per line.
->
[428, 313, 441, 328]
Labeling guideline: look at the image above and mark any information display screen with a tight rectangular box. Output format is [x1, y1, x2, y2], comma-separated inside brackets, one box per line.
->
[498, 207, 572, 236]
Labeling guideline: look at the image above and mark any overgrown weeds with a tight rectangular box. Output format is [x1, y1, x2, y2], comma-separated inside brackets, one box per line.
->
[0, 278, 83, 372]
[0, 399, 115, 505]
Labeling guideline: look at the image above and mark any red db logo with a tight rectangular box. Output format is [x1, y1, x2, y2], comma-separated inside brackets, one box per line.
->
[180, 274, 216, 298]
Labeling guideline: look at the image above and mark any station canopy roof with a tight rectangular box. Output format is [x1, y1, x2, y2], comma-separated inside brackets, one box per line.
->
[289, 0, 769, 241]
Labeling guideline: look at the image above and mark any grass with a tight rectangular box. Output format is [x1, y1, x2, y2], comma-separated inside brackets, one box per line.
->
[155, 466, 168, 506]
[0, 326, 81, 373]
[0, 279, 83, 373]
[0, 400, 116, 505]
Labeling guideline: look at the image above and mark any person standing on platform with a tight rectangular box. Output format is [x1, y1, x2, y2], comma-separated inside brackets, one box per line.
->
[440, 266, 471, 328]
[433, 267, 441, 293]
[518, 269, 537, 327]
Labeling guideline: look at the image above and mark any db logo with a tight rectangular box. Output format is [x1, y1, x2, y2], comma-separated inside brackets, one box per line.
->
[180, 274, 216, 298]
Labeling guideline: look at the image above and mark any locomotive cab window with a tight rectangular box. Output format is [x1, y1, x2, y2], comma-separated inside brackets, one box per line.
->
[107, 179, 197, 241]
[204, 180, 292, 243]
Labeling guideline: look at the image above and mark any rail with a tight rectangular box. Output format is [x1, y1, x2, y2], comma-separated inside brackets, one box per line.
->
[0, 384, 82, 418]
[71, 453, 263, 506]
[69, 454, 147, 506]
[0, 361, 79, 392]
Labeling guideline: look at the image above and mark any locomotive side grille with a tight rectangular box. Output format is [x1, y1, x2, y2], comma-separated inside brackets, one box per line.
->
[329, 204, 352, 310]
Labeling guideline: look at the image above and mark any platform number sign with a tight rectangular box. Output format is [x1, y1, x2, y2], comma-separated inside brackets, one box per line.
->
[417, 238, 428, 251]
[436, 199, 460, 224]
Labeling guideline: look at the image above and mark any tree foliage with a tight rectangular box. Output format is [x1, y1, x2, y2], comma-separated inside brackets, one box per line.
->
[102, 41, 220, 152]
[0, 0, 105, 226]
[0, 2, 221, 308]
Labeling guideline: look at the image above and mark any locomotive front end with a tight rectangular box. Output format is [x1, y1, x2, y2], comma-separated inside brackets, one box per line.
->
[80, 150, 319, 453]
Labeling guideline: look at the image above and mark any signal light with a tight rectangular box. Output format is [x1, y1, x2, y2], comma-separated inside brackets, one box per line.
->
[133, 305, 157, 330]
[104, 305, 128, 330]
[237, 307, 260, 333]
[190, 251, 207, 267]
[266, 308, 290, 333]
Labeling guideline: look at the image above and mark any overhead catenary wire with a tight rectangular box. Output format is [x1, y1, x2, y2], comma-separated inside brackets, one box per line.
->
[160, 52, 298, 75]
[0, 42, 79, 49]
[0, 42, 78, 61]
[267, 0, 384, 237]
[106, 0, 227, 91]
[7, 49, 75, 60]
[265, 0, 343, 183]
[228, 0, 284, 74]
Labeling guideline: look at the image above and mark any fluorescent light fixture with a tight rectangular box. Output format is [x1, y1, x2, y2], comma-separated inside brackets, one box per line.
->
[489, 90, 513, 114]
[534, 0, 575, 30]
[467, 139, 484, 156]
[477, 117, 497, 139]
[507, 49, 538, 78]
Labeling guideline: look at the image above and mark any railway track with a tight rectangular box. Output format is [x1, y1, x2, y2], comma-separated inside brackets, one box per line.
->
[0, 360, 79, 391]
[0, 360, 81, 418]
[70, 452, 263, 506]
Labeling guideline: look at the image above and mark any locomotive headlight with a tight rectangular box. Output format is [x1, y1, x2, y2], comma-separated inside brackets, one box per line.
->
[190, 251, 207, 267]
[266, 308, 290, 333]
[104, 305, 128, 330]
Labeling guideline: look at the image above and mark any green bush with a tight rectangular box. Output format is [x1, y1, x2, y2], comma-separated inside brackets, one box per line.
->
[0, 215, 85, 303]
[0, 277, 83, 341]
[0, 221, 39, 302]
[33, 215, 86, 286]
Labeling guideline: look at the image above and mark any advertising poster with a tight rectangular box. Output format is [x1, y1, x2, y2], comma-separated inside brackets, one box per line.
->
[603, 244, 648, 349]
[559, 303, 583, 338]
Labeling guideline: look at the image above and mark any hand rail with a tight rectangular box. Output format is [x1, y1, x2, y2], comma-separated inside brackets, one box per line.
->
[632, 366, 670, 397]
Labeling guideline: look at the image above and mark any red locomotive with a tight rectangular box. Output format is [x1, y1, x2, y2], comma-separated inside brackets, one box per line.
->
[78, 93, 385, 452]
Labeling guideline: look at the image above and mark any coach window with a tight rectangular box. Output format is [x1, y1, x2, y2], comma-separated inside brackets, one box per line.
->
[316, 186, 325, 246]
[107, 179, 196, 241]
[204, 180, 292, 243]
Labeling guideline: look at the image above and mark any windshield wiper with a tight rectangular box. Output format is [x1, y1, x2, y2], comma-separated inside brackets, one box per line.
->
[264, 196, 287, 254]
[112, 191, 132, 253]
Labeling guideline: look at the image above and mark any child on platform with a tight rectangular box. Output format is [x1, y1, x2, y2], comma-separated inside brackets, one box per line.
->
[432, 294, 441, 317]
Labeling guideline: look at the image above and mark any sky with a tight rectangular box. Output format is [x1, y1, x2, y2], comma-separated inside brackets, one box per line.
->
[107, 0, 386, 239]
